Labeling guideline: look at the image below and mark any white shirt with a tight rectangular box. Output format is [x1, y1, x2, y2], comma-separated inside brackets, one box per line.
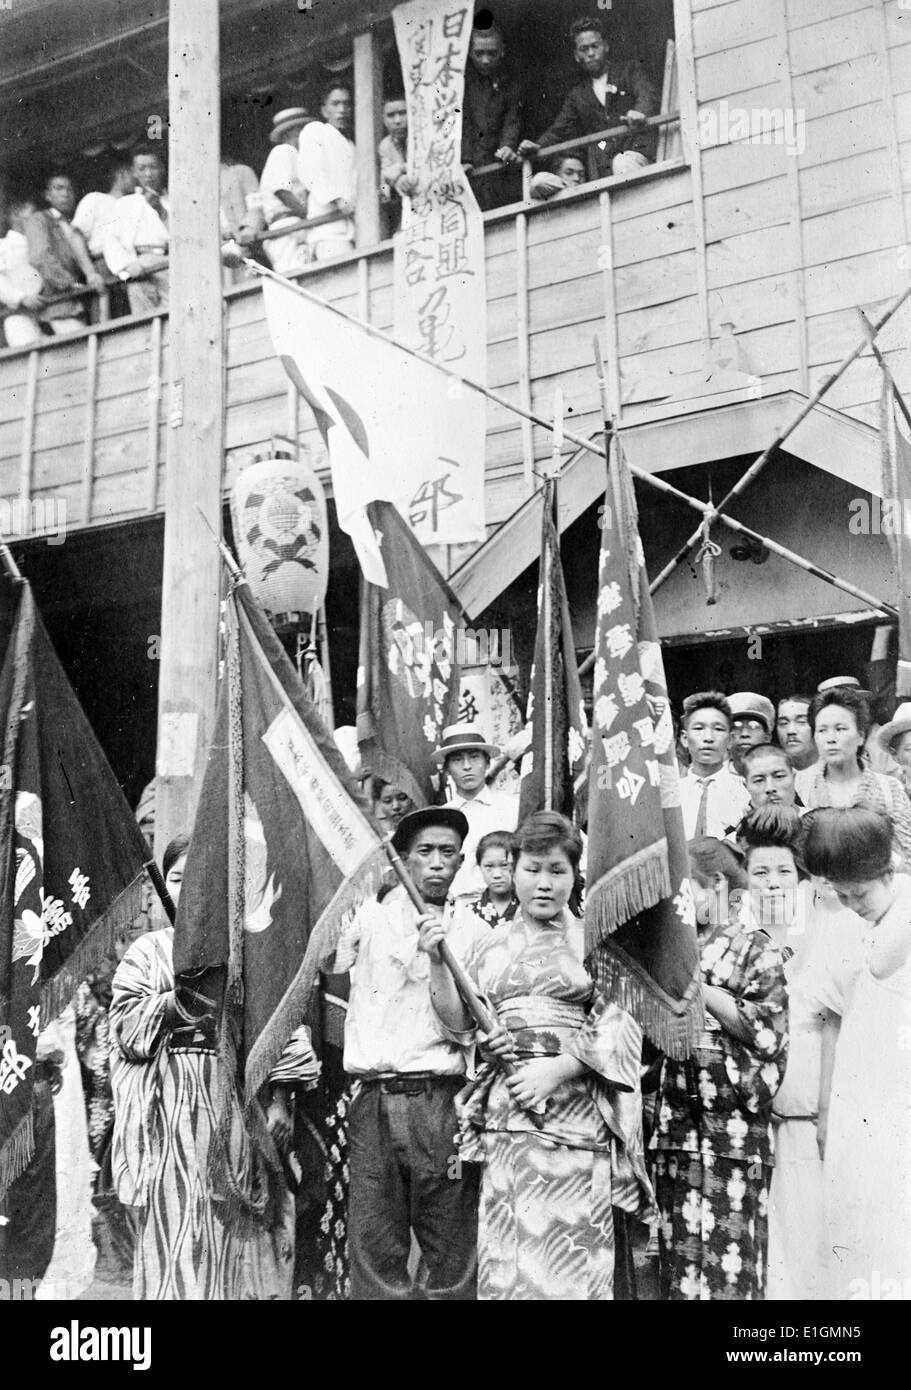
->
[72, 191, 119, 257]
[0, 230, 41, 308]
[103, 191, 170, 277]
[592, 72, 615, 106]
[297, 122, 356, 245]
[445, 788, 519, 899]
[259, 143, 306, 227]
[338, 887, 467, 1076]
[680, 764, 750, 840]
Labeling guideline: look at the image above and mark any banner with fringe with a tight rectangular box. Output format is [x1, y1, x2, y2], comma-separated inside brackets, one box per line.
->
[173, 579, 386, 1234]
[0, 580, 152, 1202]
[584, 438, 702, 1058]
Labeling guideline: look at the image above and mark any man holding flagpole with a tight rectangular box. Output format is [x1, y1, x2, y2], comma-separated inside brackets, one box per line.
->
[327, 806, 480, 1301]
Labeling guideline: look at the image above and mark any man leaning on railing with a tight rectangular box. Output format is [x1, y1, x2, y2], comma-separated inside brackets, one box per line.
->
[518, 14, 658, 180]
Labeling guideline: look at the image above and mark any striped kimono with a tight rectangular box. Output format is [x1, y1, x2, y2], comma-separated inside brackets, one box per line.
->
[446, 912, 654, 1301]
[108, 930, 244, 1301]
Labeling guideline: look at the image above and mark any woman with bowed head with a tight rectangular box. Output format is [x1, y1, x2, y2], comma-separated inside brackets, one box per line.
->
[420, 811, 654, 1301]
[803, 687, 911, 865]
[801, 807, 911, 1300]
[737, 807, 858, 1300]
[651, 827, 789, 1300]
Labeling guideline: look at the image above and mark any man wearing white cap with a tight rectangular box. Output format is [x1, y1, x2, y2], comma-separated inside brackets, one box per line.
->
[726, 691, 776, 778]
[878, 702, 911, 796]
[436, 723, 519, 900]
[259, 108, 315, 273]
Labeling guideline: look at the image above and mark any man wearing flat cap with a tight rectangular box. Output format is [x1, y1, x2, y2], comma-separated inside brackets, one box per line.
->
[331, 805, 479, 1300]
[726, 691, 776, 778]
[436, 722, 520, 901]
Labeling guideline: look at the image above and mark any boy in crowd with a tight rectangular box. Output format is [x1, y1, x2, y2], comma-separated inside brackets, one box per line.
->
[678, 691, 750, 839]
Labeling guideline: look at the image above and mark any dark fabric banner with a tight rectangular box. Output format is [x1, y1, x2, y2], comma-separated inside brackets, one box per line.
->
[173, 579, 386, 1230]
[584, 441, 702, 1058]
[0, 581, 150, 1200]
[518, 478, 588, 823]
[356, 499, 463, 806]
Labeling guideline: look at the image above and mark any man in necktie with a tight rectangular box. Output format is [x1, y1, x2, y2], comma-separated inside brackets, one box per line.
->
[103, 147, 171, 313]
[679, 691, 750, 841]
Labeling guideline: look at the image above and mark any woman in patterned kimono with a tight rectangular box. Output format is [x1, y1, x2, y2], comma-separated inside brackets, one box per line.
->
[651, 822, 789, 1300]
[108, 835, 246, 1301]
[422, 811, 654, 1301]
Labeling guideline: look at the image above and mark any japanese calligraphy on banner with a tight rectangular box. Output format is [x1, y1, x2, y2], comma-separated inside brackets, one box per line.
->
[392, 0, 487, 547]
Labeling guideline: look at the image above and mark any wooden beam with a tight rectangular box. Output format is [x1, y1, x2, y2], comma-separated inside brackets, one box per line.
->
[145, 315, 163, 513]
[353, 28, 384, 250]
[155, 0, 225, 858]
[81, 332, 98, 525]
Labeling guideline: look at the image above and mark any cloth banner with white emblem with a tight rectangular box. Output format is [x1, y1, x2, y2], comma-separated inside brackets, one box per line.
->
[357, 499, 463, 807]
[0, 580, 151, 1202]
[392, 0, 487, 549]
[173, 578, 386, 1231]
[584, 439, 702, 1057]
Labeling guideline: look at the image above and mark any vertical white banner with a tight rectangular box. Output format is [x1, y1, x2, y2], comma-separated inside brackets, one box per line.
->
[392, 0, 487, 547]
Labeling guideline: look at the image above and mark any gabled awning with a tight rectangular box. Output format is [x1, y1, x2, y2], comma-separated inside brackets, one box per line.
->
[451, 391, 881, 617]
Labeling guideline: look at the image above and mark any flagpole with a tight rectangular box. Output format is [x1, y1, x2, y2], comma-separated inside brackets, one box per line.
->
[0, 542, 22, 581]
[858, 308, 911, 433]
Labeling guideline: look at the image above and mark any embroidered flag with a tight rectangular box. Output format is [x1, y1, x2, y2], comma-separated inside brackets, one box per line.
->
[172, 578, 386, 1231]
[880, 375, 911, 696]
[585, 439, 702, 1057]
[518, 478, 588, 821]
[0, 580, 151, 1201]
[356, 500, 463, 806]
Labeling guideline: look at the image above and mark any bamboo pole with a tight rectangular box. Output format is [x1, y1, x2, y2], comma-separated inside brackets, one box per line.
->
[647, 282, 911, 595]
[858, 309, 911, 433]
[251, 264, 905, 623]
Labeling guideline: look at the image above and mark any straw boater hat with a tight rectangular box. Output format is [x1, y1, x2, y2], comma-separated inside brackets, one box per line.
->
[878, 702, 911, 753]
[391, 806, 469, 854]
[432, 722, 500, 764]
[269, 107, 315, 143]
[816, 676, 872, 698]
[726, 692, 775, 734]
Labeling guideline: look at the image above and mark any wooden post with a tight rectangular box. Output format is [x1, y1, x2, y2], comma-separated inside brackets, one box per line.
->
[155, 0, 225, 859]
[353, 29, 384, 250]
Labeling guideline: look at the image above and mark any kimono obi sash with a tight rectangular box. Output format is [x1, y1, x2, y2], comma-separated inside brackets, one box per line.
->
[497, 995, 588, 1057]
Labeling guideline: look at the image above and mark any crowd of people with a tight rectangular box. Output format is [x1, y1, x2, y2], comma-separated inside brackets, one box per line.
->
[8, 671, 911, 1303]
[0, 14, 663, 347]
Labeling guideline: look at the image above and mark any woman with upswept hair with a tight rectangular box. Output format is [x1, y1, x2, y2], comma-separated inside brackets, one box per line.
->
[651, 814, 789, 1300]
[421, 811, 654, 1300]
[801, 807, 911, 1299]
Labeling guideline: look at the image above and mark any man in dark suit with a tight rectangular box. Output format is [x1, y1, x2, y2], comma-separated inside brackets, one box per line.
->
[518, 15, 658, 181]
[461, 23, 523, 211]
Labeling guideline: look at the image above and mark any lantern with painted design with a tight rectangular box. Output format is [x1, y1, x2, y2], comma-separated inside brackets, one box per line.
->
[231, 450, 329, 630]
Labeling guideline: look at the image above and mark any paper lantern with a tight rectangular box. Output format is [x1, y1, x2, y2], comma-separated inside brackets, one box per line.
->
[231, 450, 329, 627]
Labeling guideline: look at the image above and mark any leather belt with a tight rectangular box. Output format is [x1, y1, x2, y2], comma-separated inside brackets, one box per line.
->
[358, 1072, 463, 1095]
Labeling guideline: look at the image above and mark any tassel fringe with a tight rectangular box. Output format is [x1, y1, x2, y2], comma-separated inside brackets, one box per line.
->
[584, 840, 671, 939]
[37, 872, 147, 1026]
[587, 941, 705, 1060]
[0, 1109, 34, 1205]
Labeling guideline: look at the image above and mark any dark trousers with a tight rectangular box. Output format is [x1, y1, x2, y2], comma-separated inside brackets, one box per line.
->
[347, 1078, 479, 1300]
[0, 1080, 57, 1287]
